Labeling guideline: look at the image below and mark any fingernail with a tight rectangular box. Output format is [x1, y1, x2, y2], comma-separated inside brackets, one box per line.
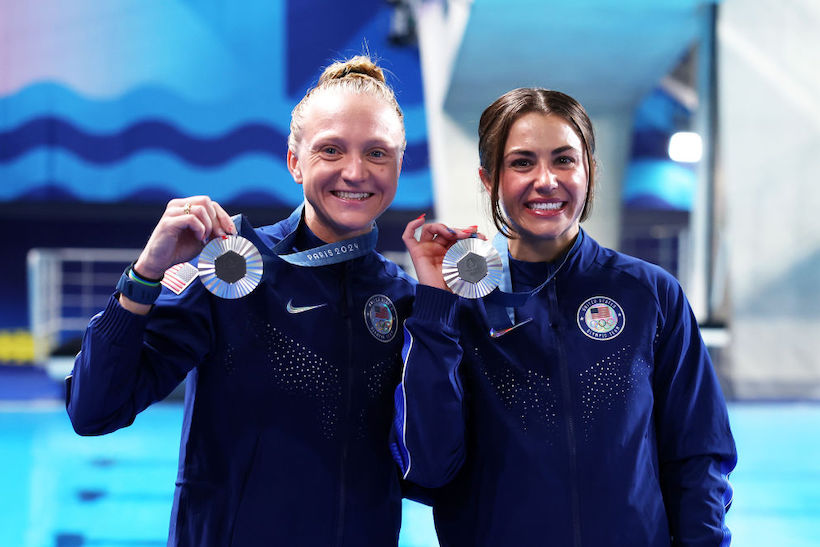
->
[469, 225, 478, 232]
[415, 213, 426, 220]
[221, 235, 228, 240]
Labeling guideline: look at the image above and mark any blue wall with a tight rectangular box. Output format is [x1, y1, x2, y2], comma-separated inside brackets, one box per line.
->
[0, 0, 430, 208]
[0, 0, 431, 354]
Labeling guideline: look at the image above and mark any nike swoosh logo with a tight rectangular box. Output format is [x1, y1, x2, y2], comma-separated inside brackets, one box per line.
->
[286, 299, 328, 314]
[489, 318, 533, 338]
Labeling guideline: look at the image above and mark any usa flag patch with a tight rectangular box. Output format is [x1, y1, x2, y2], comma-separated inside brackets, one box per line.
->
[161, 262, 199, 295]
[576, 296, 625, 341]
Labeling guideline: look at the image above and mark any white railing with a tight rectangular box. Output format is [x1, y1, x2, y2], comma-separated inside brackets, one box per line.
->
[27, 248, 140, 366]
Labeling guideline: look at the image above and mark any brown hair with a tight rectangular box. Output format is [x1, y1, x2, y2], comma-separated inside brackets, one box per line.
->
[288, 55, 405, 152]
[478, 88, 597, 237]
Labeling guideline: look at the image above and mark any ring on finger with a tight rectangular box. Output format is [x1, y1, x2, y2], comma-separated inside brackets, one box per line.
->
[183, 202, 192, 215]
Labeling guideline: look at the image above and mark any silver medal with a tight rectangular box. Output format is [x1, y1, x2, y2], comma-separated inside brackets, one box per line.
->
[442, 237, 502, 299]
[197, 235, 264, 299]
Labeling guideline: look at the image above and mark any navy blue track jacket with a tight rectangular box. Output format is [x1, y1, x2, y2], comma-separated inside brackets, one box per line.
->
[67, 207, 416, 546]
[393, 230, 737, 547]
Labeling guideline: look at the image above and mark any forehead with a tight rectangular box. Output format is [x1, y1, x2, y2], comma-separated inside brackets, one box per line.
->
[300, 88, 404, 142]
[505, 112, 583, 151]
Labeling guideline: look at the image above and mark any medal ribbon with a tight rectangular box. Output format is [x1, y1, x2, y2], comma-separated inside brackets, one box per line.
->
[482, 231, 581, 331]
[232, 204, 378, 268]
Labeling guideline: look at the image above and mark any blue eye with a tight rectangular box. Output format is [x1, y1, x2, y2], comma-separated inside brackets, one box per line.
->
[323, 147, 338, 155]
[370, 150, 385, 158]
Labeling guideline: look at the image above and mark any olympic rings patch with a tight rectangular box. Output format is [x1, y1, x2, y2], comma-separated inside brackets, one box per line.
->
[364, 294, 398, 343]
[576, 296, 625, 341]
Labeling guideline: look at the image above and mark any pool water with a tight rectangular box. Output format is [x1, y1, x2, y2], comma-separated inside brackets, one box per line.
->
[0, 401, 818, 546]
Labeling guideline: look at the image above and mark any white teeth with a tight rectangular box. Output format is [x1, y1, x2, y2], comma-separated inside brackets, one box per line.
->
[528, 202, 562, 210]
[334, 191, 370, 200]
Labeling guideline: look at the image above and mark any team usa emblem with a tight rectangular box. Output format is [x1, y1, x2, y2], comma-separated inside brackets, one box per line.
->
[364, 294, 398, 343]
[577, 296, 625, 340]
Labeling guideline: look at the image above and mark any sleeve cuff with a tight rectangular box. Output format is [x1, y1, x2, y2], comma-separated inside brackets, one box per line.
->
[412, 285, 459, 327]
[94, 294, 151, 343]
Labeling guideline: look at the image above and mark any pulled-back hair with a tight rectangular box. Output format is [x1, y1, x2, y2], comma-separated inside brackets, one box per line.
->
[288, 55, 405, 152]
[478, 88, 597, 237]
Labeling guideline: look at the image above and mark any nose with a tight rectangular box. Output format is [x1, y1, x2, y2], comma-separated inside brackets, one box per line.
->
[534, 162, 558, 191]
[342, 155, 366, 183]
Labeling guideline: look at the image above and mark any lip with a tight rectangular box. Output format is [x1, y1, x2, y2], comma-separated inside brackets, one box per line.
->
[524, 199, 566, 217]
[331, 190, 374, 202]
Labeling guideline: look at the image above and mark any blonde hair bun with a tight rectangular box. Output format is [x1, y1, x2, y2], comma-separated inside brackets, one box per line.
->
[288, 54, 404, 152]
[319, 55, 386, 85]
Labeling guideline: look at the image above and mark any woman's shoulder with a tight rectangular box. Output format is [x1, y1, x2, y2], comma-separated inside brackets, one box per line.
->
[256, 217, 293, 246]
[585, 238, 681, 295]
[580, 241, 695, 323]
[371, 252, 418, 290]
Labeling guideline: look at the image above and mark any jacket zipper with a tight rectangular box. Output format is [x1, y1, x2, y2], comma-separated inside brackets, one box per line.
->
[550, 281, 583, 547]
[335, 262, 355, 546]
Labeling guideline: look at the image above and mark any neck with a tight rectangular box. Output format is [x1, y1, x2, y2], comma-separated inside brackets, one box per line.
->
[303, 213, 373, 244]
[507, 229, 579, 263]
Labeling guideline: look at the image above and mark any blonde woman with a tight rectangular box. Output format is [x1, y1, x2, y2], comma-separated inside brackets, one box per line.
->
[69, 56, 416, 546]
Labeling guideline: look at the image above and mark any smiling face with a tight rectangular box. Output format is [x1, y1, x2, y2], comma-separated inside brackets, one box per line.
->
[287, 89, 404, 243]
[482, 112, 588, 262]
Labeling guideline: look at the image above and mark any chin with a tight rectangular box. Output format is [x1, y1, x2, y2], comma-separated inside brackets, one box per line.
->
[517, 224, 575, 243]
[337, 220, 373, 236]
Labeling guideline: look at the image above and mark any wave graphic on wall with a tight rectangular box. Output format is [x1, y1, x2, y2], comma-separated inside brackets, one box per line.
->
[0, 116, 429, 172]
[1, 83, 430, 146]
[1, 85, 431, 207]
[0, 148, 433, 207]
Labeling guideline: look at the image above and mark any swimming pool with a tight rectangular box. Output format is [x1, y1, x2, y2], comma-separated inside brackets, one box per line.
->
[0, 401, 817, 546]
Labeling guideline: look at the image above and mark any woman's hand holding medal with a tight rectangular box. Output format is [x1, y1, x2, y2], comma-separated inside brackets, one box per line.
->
[134, 196, 236, 280]
[120, 196, 236, 314]
[402, 215, 486, 292]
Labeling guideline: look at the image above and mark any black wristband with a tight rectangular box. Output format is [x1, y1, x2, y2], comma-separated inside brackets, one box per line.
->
[130, 260, 164, 284]
[116, 265, 163, 305]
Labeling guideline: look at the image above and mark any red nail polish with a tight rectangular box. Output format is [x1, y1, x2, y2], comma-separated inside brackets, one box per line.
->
[415, 213, 426, 220]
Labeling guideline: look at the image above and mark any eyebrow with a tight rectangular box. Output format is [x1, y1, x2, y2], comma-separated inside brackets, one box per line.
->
[505, 149, 535, 158]
[505, 145, 580, 158]
[550, 145, 578, 156]
[311, 134, 398, 150]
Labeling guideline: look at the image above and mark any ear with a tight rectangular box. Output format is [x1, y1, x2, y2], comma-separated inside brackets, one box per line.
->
[478, 167, 493, 194]
[287, 148, 303, 184]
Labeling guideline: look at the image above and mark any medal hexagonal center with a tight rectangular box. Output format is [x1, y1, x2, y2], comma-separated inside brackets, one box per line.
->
[457, 251, 488, 283]
[214, 250, 246, 284]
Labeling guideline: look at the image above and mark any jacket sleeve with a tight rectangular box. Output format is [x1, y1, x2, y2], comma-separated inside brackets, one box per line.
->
[66, 287, 212, 436]
[652, 278, 737, 547]
[390, 285, 466, 488]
